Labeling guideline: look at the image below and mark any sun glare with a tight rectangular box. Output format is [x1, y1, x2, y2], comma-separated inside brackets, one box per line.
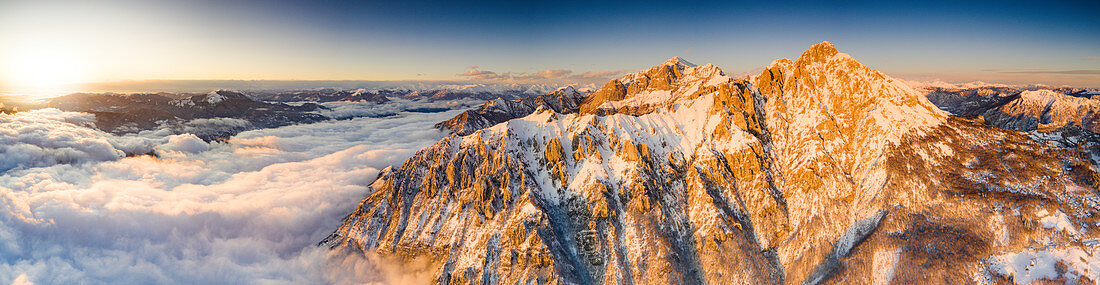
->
[3, 47, 87, 92]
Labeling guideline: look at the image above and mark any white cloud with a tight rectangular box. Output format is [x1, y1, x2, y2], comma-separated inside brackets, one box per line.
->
[457, 66, 624, 85]
[160, 134, 210, 154]
[897, 78, 1013, 90]
[0, 107, 463, 284]
[0, 109, 124, 173]
[316, 99, 482, 120]
[11, 274, 32, 285]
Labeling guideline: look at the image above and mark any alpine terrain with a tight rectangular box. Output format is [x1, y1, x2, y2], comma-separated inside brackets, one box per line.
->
[323, 42, 1100, 284]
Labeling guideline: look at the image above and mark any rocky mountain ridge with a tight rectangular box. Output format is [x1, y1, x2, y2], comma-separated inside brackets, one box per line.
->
[28, 84, 565, 142]
[324, 42, 1100, 284]
[928, 88, 1100, 134]
[435, 86, 586, 135]
[46, 90, 327, 141]
[249, 88, 392, 103]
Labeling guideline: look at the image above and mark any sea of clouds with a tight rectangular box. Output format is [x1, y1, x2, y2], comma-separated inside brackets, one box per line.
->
[0, 105, 463, 284]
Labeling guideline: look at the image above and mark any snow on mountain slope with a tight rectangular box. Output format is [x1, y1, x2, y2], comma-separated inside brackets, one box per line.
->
[925, 86, 1022, 117]
[435, 86, 586, 135]
[748, 41, 956, 276]
[205, 90, 227, 104]
[324, 42, 1100, 284]
[326, 85, 783, 283]
[984, 90, 1100, 133]
[579, 55, 729, 114]
[925, 88, 1100, 163]
[48, 90, 327, 141]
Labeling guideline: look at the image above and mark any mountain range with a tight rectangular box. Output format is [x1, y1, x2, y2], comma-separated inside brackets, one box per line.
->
[321, 42, 1100, 284]
[42, 90, 327, 141]
[20, 86, 538, 142]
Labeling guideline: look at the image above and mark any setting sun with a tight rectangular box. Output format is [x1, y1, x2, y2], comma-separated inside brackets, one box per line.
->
[3, 46, 86, 91]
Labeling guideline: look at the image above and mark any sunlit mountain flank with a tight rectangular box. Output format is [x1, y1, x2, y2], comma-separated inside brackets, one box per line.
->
[1, 0, 1098, 284]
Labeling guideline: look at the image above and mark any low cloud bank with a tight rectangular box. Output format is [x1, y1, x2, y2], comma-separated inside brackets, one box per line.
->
[0, 106, 463, 284]
[0, 109, 123, 173]
[316, 97, 484, 120]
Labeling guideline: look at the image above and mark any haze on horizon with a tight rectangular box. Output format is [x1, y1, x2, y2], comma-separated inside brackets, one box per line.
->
[1, 0, 1098, 96]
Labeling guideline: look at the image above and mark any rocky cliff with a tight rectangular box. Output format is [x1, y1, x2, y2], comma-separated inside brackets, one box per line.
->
[436, 86, 586, 136]
[324, 42, 1100, 284]
[928, 87, 1100, 133]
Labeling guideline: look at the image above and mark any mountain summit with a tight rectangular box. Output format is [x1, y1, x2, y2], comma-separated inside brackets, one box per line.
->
[578, 56, 726, 114]
[662, 56, 697, 67]
[324, 43, 1100, 284]
[796, 41, 839, 63]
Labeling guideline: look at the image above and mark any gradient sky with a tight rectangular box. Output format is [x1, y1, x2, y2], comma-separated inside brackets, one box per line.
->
[1, 0, 1098, 91]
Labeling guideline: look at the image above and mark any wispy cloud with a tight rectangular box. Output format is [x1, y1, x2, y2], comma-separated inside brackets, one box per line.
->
[1083, 56, 1100, 61]
[893, 72, 1100, 88]
[999, 69, 1100, 75]
[571, 70, 626, 79]
[458, 67, 626, 83]
[458, 68, 503, 80]
[514, 69, 572, 80]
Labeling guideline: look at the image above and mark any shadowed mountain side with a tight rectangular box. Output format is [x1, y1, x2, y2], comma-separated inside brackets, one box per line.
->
[324, 42, 1100, 284]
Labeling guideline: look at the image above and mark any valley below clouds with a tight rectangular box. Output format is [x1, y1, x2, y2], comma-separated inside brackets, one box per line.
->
[0, 105, 461, 284]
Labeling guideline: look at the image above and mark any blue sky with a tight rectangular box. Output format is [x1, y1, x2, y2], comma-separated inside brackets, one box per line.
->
[1, 0, 1097, 89]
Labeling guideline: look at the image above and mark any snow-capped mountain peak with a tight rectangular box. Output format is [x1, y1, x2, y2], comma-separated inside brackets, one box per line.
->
[326, 42, 1100, 284]
[197, 90, 250, 105]
[796, 41, 839, 63]
[205, 90, 228, 104]
[579, 57, 730, 114]
[554, 85, 579, 95]
[758, 40, 946, 145]
[662, 56, 697, 67]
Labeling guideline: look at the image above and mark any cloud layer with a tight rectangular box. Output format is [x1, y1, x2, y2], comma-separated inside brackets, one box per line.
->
[458, 66, 624, 84]
[0, 106, 462, 284]
[0, 109, 124, 173]
[998, 69, 1100, 75]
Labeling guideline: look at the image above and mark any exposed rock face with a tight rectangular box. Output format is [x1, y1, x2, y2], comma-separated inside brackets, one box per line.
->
[984, 90, 1100, 133]
[925, 87, 1021, 117]
[928, 87, 1100, 133]
[1068, 89, 1100, 99]
[579, 56, 726, 115]
[47, 90, 327, 140]
[324, 42, 1100, 284]
[436, 86, 586, 135]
